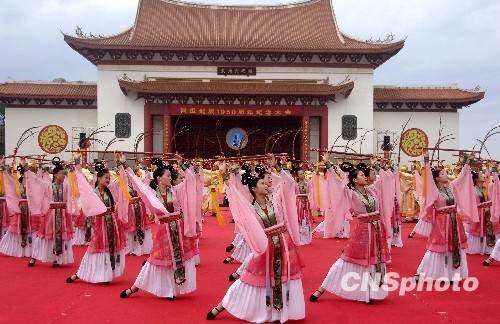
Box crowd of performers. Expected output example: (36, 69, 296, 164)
(0, 148, 499, 323)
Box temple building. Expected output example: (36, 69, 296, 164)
(0, 0, 485, 164)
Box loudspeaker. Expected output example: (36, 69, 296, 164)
(383, 136, 391, 150)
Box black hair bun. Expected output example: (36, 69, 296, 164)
(340, 161, 354, 173)
(356, 163, 368, 172)
(151, 157, 163, 168)
(241, 171, 255, 185)
(52, 157, 62, 168)
(94, 162, 106, 172)
(241, 164, 250, 172)
(254, 165, 265, 176)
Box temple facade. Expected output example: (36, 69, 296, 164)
(0, 0, 484, 164)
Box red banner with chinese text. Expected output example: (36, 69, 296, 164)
(169, 104, 303, 117)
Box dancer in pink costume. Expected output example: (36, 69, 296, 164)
(295, 169, 313, 245)
(206, 155, 305, 322)
(66, 155, 127, 284)
(27, 158, 77, 268)
(482, 166, 500, 266)
(0, 158, 36, 258)
(413, 151, 478, 282)
(310, 154, 391, 304)
(119, 154, 199, 300)
(466, 169, 500, 255)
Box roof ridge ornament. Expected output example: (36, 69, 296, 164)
(75, 25, 104, 39)
(366, 32, 396, 44)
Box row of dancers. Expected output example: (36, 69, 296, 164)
(1, 151, 499, 322)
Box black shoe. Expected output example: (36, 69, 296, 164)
(52, 262, 60, 268)
(28, 259, 35, 267)
(225, 244, 235, 253)
(367, 299, 375, 305)
(120, 287, 139, 298)
(483, 258, 493, 266)
(206, 306, 224, 320)
(309, 289, 323, 302)
(229, 219, 235, 223)
(120, 288, 131, 298)
(408, 233, 414, 238)
(66, 275, 78, 283)
(223, 257, 234, 264)
(229, 272, 239, 282)
(102, 281, 110, 284)
(166, 296, 175, 301)
(142, 260, 147, 266)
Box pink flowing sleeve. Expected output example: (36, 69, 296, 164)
(323, 167, 350, 238)
(414, 171, 422, 202)
(74, 168, 108, 217)
(3, 172, 21, 215)
(63, 176, 78, 215)
(171, 167, 198, 237)
(125, 168, 168, 217)
(232, 173, 253, 203)
(377, 169, 396, 238)
(111, 166, 130, 223)
(25, 171, 51, 217)
(490, 173, 500, 223)
(195, 168, 204, 223)
(450, 164, 478, 222)
(225, 180, 268, 256)
(421, 162, 440, 219)
(394, 168, 402, 206)
(274, 170, 301, 246)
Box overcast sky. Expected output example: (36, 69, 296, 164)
(1, 0, 499, 158)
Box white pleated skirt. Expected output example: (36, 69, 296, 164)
(221, 278, 305, 323)
(490, 238, 500, 260)
(390, 225, 404, 248)
(32, 237, 74, 264)
(465, 233, 500, 255)
(299, 220, 312, 245)
(71, 228, 88, 246)
(76, 250, 126, 283)
(417, 250, 468, 281)
(0, 232, 33, 257)
(134, 258, 197, 298)
(335, 220, 351, 239)
(312, 221, 325, 233)
(322, 258, 388, 303)
(232, 238, 252, 263)
(125, 230, 153, 256)
(413, 219, 432, 237)
(231, 233, 244, 246)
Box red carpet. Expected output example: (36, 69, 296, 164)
(1, 210, 499, 323)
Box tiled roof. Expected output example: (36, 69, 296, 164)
(0, 82, 97, 99)
(374, 86, 484, 103)
(118, 78, 354, 96)
(64, 0, 404, 53)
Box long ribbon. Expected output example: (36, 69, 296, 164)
(0, 171, 4, 195)
(116, 171, 132, 202)
(210, 188, 225, 226)
(68, 169, 78, 198)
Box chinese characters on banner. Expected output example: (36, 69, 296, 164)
(169, 105, 303, 117)
(217, 67, 257, 76)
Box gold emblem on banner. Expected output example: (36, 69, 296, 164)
(38, 125, 68, 154)
(400, 128, 428, 157)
